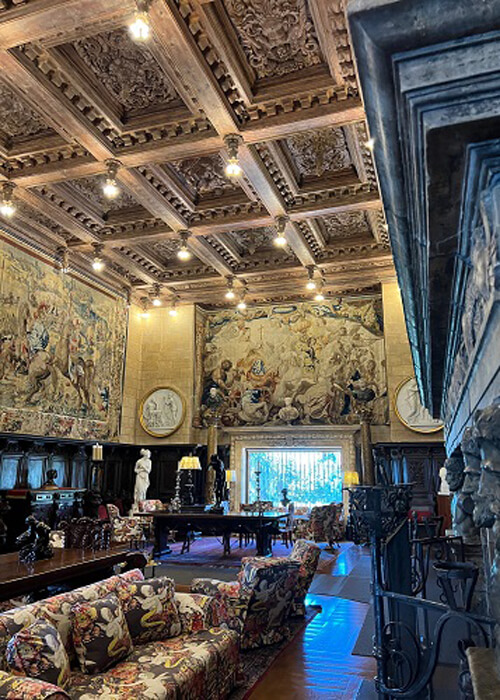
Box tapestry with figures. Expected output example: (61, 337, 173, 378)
(0, 237, 127, 440)
(199, 298, 388, 427)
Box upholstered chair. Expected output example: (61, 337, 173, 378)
(106, 504, 145, 545)
(191, 557, 300, 650)
(288, 539, 321, 616)
(295, 503, 343, 548)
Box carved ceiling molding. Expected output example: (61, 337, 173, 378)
(223, 0, 323, 80)
(0, 79, 51, 140)
(0, 144, 91, 177)
(170, 154, 238, 198)
(285, 125, 351, 178)
(326, 0, 357, 94)
(65, 175, 139, 213)
(72, 29, 180, 112)
(321, 211, 370, 242)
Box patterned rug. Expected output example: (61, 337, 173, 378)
(161, 536, 343, 570)
(229, 606, 320, 700)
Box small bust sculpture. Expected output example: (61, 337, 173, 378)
(280, 488, 291, 508)
(278, 397, 299, 424)
(41, 468, 58, 490)
(438, 466, 450, 495)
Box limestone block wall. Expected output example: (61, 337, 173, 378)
(382, 281, 443, 444)
(120, 304, 200, 445)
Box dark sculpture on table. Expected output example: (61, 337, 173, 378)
(41, 469, 58, 490)
(280, 488, 291, 508)
(211, 454, 227, 507)
(16, 516, 54, 564)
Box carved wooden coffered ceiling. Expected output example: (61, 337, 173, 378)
(0, 0, 393, 307)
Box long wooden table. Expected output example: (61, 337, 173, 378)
(0, 546, 135, 601)
(143, 511, 286, 557)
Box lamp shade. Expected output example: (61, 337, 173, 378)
(178, 455, 201, 470)
(225, 469, 236, 483)
(343, 470, 360, 486)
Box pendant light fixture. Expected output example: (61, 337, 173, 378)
(177, 230, 192, 261)
(0, 182, 16, 219)
(129, 0, 151, 42)
(102, 159, 121, 200)
(273, 215, 288, 247)
(169, 296, 179, 317)
(91, 243, 105, 272)
(150, 283, 162, 306)
(225, 276, 236, 300)
(305, 265, 317, 290)
(224, 134, 243, 177)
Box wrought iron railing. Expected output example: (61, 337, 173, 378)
(348, 485, 495, 699)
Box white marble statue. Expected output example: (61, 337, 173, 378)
(130, 449, 152, 514)
(438, 466, 450, 495)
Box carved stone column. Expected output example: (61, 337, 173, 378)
(204, 419, 218, 504)
(475, 402, 500, 675)
(359, 411, 375, 485)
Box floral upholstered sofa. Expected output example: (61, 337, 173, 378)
(192, 557, 300, 650)
(0, 569, 239, 699)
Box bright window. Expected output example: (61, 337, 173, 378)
(246, 449, 343, 507)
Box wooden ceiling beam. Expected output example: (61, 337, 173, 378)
(186, 236, 235, 278)
(0, 0, 134, 50)
(117, 168, 187, 229)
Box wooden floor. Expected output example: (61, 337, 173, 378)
(248, 545, 376, 700)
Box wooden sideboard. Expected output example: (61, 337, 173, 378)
(0, 488, 86, 551)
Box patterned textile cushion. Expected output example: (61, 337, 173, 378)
(6, 619, 71, 689)
(0, 670, 70, 699)
(174, 592, 219, 634)
(0, 569, 144, 672)
(67, 628, 239, 700)
(71, 594, 133, 675)
(117, 577, 181, 644)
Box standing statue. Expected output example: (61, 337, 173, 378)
(130, 449, 152, 515)
(205, 454, 217, 505)
(446, 453, 479, 544)
(211, 455, 226, 507)
(438, 466, 450, 495)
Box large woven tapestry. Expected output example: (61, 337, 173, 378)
(198, 298, 388, 427)
(0, 237, 127, 440)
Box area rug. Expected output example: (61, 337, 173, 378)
(229, 606, 320, 700)
(161, 536, 343, 570)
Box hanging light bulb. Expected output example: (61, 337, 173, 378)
(305, 265, 317, 291)
(224, 134, 243, 178)
(56, 246, 70, 274)
(91, 243, 105, 272)
(0, 182, 16, 218)
(177, 230, 192, 261)
(314, 279, 325, 302)
(237, 290, 247, 310)
(150, 283, 162, 306)
(102, 159, 120, 199)
(225, 276, 236, 300)
(129, 0, 151, 41)
(273, 215, 288, 247)
(169, 297, 179, 317)
(364, 137, 375, 151)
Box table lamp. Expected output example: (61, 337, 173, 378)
(343, 471, 360, 487)
(225, 469, 236, 512)
(178, 455, 201, 506)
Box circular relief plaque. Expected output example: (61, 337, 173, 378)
(139, 387, 185, 437)
(394, 377, 444, 434)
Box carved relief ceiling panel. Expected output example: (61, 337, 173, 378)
(72, 29, 181, 113)
(0, 80, 52, 142)
(167, 154, 242, 201)
(321, 212, 371, 243)
(0, 0, 392, 307)
(285, 127, 352, 178)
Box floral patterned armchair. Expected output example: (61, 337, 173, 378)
(106, 504, 145, 546)
(288, 539, 321, 616)
(191, 557, 300, 650)
(295, 503, 343, 548)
